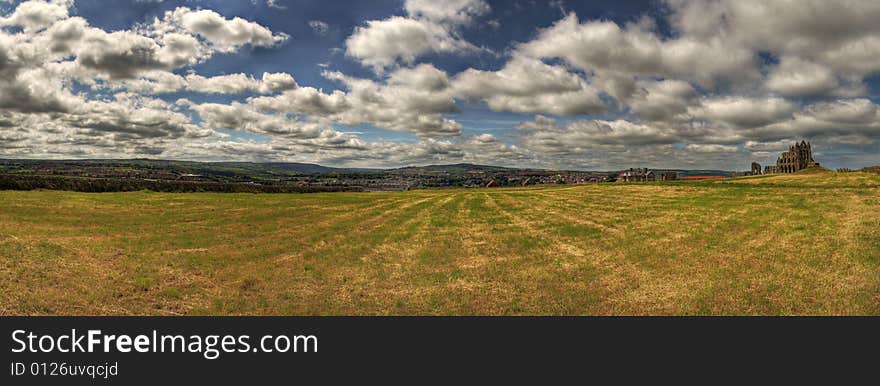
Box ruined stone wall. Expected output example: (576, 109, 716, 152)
(751, 162, 762, 175)
(774, 141, 815, 173)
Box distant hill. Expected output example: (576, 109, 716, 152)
(212, 162, 380, 175)
(386, 164, 740, 177)
(1, 159, 740, 177)
(387, 163, 514, 174)
(0, 159, 380, 176)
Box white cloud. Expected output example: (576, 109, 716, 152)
(75, 30, 168, 78)
(185, 72, 297, 94)
(322, 67, 461, 137)
(802, 99, 878, 125)
(667, 0, 880, 87)
(738, 99, 880, 145)
(627, 79, 697, 121)
(0, 3, 303, 160)
(345, 0, 488, 73)
(517, 115, 683, 149)
(511, 115, 753, 170)
(248, 66, 461, 138)
(148, 7, 288, 53)
(765, 57, 840, 97)
(192, 102, 354, 143)
(345, 16, 478, 73)
(452, 56, 607, 115)
(404, 0, 489, 25)
(388, 63, 450, 90)
(266, 0, 285, 10)
(517, 13, 759, 90)
(0, 0, 70, 33)
(68, 95, 207, 140)
(0, 66, 81, 113)
(308, 20, 328, 35)
(684, 143, 738, 153)
(250, 85, 350, 116)
(2, 1, 880, 169)
(691, 97, 798, 128)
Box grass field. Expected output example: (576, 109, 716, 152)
(1, 170, 879, 315)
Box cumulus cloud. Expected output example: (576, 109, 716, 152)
(0, 1, 297, 159)
(2, 0, 880, 169)
(149, 7, 288, 53)
(192, 102, 360, 147)
(69, 96, 205, 140)
(266, 0, 286, 10)
(185, 72, 297, 94)
(765, 57, 840, 97)
(513, 116, 750, 170)
(517, 13, 760, 90)
(313, 133, 529, 169)
(0, 21, 82, 113)
(518, 116, 683, 149)
(667, 0, 880, 88)
(452, 56, 607, 115)
(75, 30, 170, 78)
(249, 85, 350, 116)
(248, 65, 461, 137)
(308, 20, 328, 35)
(0, 67, 80, 113)
(627, 79, 697, 121)
(322, 67, 461, 136)
(691, 97, 798, 128)
(684, 143, 739, 153)
(404, 0, 489, 25)
(345, 0, 488, 73)
(345, 16, 478, 73)
(0, 0, 70, 33)
(803, 99, 878, 125)
(388, 63, 450, 90)
(751, 99, 880, 142)
(0, 2, 287, 82)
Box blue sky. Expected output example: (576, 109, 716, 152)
(1, 0, 878, 170)
(61, 0, 647, 141)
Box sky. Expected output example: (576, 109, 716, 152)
(0, 0, 879, 171)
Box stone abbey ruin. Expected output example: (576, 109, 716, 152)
(751, 141, 820, 175)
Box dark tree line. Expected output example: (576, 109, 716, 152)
(0, 174, 364, 193)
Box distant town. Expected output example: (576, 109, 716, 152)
(0, 159, 733, 193)
(0, 141, 876, 193)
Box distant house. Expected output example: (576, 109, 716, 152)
(619, 168, 655, 182)
(660, 171, 678, 181)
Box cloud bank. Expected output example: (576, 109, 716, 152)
(0, 0, 879, 170)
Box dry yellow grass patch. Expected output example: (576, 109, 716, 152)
(1, 171, 878, 315)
